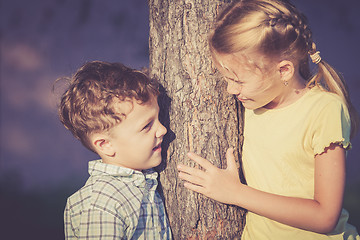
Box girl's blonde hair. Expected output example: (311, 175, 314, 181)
(209, 0, 358, 138)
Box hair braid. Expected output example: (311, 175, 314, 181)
(210, 0, 358, 137)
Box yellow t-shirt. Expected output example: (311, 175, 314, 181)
(241, 86, 359, 240)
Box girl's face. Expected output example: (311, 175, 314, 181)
(215, 53, 285, 110)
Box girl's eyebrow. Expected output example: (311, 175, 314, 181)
(225, 75, 242, 83)
(221, 64, 241, 82)
(229, 68, 242, 81)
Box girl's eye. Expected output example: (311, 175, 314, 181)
(227, 78, 243, 85)
(226, 77, 242, 84)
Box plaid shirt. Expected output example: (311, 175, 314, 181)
(64, 160, 172, 239)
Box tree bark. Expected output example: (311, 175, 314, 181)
(149, 0, 246, 239)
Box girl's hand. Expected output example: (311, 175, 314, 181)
(177, 148, 243, 205)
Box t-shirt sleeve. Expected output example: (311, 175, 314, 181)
(311, 99, 351, 156)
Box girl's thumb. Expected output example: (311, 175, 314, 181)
(226, 147, 237, 170)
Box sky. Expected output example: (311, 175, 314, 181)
(1, 0, 359, 239)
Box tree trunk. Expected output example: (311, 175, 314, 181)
(149, 0, 246, 239)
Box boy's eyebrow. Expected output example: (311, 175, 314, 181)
(137, 102, 160, 128)
(139, 116, 154, 128)
(138, 109, 158, 129)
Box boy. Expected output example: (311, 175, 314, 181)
(59, 61, 172, 239)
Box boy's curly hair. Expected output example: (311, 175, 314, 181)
(58, 61, 159, 151)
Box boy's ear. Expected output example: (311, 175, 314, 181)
(278, 60, 295, 83)
(90, 134, 115, 157)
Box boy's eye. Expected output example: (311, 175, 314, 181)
(142, 121, 153, 132)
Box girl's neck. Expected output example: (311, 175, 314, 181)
(265, 75, 308, 109)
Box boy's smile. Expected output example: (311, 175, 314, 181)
(152, 142, 162, 152)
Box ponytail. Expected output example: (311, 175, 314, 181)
(210, 0, 358, 138)
(307, 43, 359, 138)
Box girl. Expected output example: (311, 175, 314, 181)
(177, 0, 360, 239)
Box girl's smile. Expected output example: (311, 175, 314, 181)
(237, 96, 249, 102)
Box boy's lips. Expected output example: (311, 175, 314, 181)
(152, 142, 162, 151)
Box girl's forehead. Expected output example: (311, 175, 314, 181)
(216, 53, 256, 73)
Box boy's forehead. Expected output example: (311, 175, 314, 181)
(114, 96, 158, 115)
(113, 99, 134, 116)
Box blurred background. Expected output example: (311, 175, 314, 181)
(0, 0, 359, 239)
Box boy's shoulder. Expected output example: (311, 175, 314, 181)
(66, 174, 144, 218)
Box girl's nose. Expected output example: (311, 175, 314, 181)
(227, 81, 241, 95)
(156, 122, 167, 138)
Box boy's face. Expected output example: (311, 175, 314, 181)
(105, 97, 167, 171)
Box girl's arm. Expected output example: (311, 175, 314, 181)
(177, 144, 345, 234)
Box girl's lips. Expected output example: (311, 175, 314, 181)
(237, 96, 249, 102)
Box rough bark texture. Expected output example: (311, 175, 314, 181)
(149, 0, 246, 239)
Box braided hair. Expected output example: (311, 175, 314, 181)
(210, 0, 358, 138)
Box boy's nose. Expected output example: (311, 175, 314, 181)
(226, 81, 241, 95)
(156, 122, 167, 138)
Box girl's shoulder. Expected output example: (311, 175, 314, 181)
(306, 86, 344, 104)
(246, 86, 348, 122)
(299, 86, 347, 115)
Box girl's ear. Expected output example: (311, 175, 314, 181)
(278, 60, 295, 83)
(91, 134, 115, 157)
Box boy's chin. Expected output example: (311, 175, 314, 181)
(150, 156, 162, 168)
(134, 156, 162, 171)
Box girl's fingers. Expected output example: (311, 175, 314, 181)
(183, 181, 206, 195)
(226, 147, 237, 170)
(177, 164, 207, 179)
(178, 171, 204, 187)
(187, 152, 215, 171)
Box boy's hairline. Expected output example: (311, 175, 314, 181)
(58, 60, 161, 153)
(85, 94, 159, 155)
(88, 94, 159, 136)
